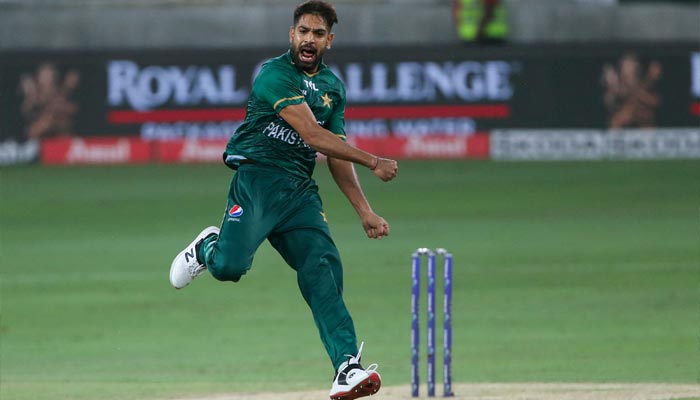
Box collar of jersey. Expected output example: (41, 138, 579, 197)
(285, 50, 327, 77)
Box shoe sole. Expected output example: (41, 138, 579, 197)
(330, 371, 381, 400)
(169, 226, 219, 289)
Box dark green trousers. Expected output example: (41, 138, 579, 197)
(200, 163, 357, 369)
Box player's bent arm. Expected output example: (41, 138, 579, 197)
(279, 103, 399, 181)
(279, 103, 376, 168)
(327, 156, 390, 239)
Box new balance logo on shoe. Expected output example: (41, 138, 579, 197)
(184, 248, 195, 263)
(169, 226, 219, 289)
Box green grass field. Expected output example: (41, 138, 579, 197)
(1, 160, 698, 400)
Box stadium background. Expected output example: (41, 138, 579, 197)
(1, 1, 699, 400)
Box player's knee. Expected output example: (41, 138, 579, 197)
(208, 253, 251, 282)
(297, 250, 343, 286)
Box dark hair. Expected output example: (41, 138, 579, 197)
(293, 1, 338, 30)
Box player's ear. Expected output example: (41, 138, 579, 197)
(289, 26, 294, 43)
(327, 32, 335, 49)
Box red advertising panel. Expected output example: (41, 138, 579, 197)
(41, 137, 151, 165)
(154, 139, 228, 163)
(350, 134, 490, 159)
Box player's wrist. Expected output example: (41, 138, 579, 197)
(369, 156, 379, 170)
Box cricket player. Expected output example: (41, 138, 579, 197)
(169, 1, 398, 399)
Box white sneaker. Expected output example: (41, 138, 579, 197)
(169, 226, 219, 289)
(329, 342, 381, 400)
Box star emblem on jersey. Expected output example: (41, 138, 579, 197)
(321, 93, 333, 108)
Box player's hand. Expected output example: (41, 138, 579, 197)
(361, 212, 390, 240)
(372, 157, 398, 182)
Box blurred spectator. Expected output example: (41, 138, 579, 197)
(19, 63, 80, 138)
(453, 0, 508, 44)
(601, 53, 662, 129)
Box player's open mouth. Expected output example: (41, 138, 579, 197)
(299, 47, 316, 63)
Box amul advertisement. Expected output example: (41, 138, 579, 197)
(0, 43, 698, 164)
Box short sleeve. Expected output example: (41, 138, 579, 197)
(326, 88, 346, 141)
(253, 64, 306, 113)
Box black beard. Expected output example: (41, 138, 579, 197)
(290, 45, 321, 72)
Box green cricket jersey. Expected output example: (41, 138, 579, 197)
(224, 51, 347, 178)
